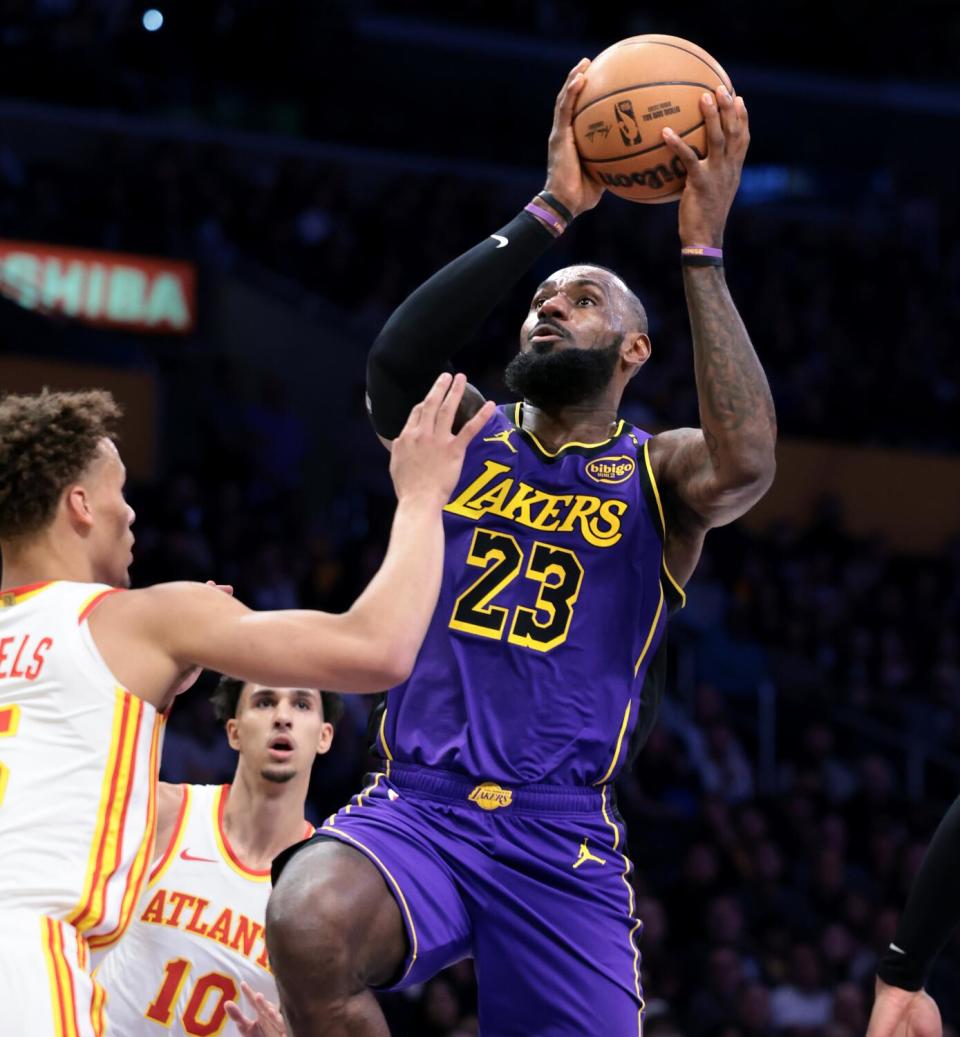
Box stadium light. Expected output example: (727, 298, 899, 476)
(142, 8, 163, 31)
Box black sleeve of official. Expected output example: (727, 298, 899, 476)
(366, 209, 557, 439)
(877, 793, 960, 990)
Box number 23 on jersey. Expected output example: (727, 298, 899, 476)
(449, 528, 584, 653)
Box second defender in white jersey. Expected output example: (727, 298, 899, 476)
(97, 678, 339, 1035)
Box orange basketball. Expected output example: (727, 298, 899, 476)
(573, 35, 733, 204)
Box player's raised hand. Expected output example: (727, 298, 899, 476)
(866, 979, 942, 1037)
(543, 58, 605, 218)
(389, 373, 496, 506)
(224, 980, 288, 1037)
(661, 84, 749, 248)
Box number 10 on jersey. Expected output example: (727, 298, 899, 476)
(146, 958, 238, 1035)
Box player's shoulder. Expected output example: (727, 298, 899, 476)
(95, 581, 236, 633)
(645, 426, 702, 469)
(25, 579, 115, 614)
(156, 782, 222, 831)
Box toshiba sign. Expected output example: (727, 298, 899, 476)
(0, 240, 196, 334)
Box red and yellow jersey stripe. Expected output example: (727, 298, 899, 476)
(212, 785, 313, 883)
(37, 916, 107, 1037)
(0, 580, 56, 609)
(87, 709, 164, 951)
(67, 689, 164, 947)
(76, 588, 124, 625)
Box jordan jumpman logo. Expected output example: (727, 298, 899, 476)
(572, 839, 606, 870)
(482, 429, 518, 454)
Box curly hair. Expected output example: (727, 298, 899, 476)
(211, 674, 344, 728)
(0, 389, 123, 542)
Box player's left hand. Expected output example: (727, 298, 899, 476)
(661, 84, 749, 248)
(866, 978, 942, 1037)
(167, 581, 234, 698)
(224, 980, 288, 1037)
(543, 57, 606, 219)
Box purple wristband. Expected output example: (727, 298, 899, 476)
(681, 244, 724, 267)
(524, 202, 566, 237)
(681, 245, 723, 258)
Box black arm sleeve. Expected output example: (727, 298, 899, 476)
(366, 209, 556, 438)
(877, 793, 960, 990)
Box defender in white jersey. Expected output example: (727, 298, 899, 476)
(97, 677, 339, 1036)
(0, 579, 164, 1036)
(0, 380, 493, 1036)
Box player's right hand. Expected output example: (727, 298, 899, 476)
(661, 84, 749, 248)
(866, 978, 942, 1037)
(543, 58, 605, 219)
(224, 980, 287, 1037)
(389, 373, 495, 507)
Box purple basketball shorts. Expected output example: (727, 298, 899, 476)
(296, 762, 646, 1036)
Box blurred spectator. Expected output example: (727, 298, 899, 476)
(769, 944, 833, 1031)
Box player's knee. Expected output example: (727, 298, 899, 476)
(268, 872, 353, 985)
(266, 840, 389, 996)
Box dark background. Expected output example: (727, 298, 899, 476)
(2, 2, 959, 1034)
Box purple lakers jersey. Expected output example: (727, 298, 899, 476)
(376, 403, 686, 786)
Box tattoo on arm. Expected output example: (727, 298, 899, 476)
(683, 266, 777, 474)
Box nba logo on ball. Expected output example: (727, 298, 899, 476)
(573, 34, 733, 204)
(615, 101, 643, 146)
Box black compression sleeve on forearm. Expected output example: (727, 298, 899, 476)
(366, 209, 556, 438)
(877, 793, 960, 990)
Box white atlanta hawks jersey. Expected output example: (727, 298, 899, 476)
(0, 579, 165, 1036)
(97, 783, 313, 1036)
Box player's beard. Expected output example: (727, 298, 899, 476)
(260, 766, 296, 784)
(504, 335, 622, 411)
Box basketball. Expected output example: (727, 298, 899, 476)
(573, 35, 733, 204)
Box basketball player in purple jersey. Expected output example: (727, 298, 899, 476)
(267, 60, 776, 1036)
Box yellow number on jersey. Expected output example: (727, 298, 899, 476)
(450, 529, 584, 652)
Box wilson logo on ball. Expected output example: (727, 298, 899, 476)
(594, 149, 703, 192)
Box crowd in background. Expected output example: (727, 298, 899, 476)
(2, 3, 960, 1032)
(1, 134, 958, 452)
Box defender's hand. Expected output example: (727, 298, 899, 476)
(389, 373, 496, 506)
(543, 58, 605, 219)
(225, 981, 288, 1037)
(866, 978, 942, 1037)
(661, 85, 749, 248)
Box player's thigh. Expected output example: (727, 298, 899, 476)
(268, 813, 471, 996)
(0, 914, 105, 1037)
(474, 895, 643, 1036)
